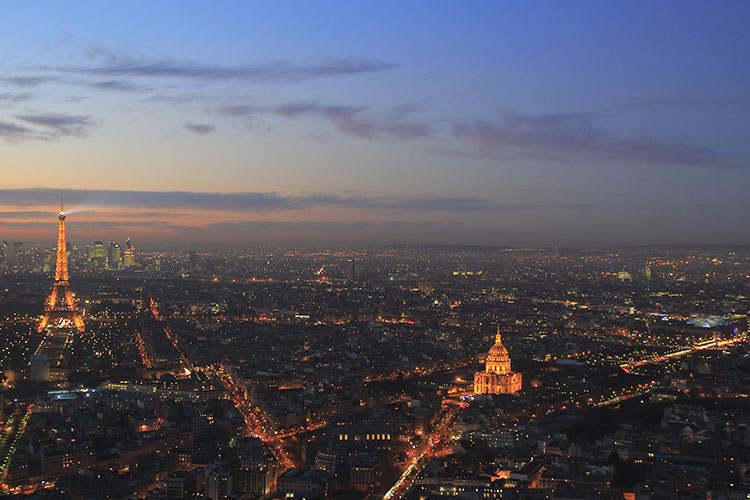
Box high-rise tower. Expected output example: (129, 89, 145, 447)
(346, 259, 355, 282)
(123, 237, 135, 267)
(37, 202, 84, 332)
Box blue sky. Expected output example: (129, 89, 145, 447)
(1, 1, 749, 249)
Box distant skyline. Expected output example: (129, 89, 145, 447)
(2, 1, 750, 249)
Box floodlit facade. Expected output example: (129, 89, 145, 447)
(474, 328, 522, 395)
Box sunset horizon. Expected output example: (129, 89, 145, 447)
(3, 2, 749, 249)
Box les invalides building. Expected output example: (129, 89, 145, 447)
(474, 327, 522, 395)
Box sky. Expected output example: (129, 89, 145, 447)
(1, 1, 749, 249)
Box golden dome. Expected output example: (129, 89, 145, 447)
(487, 343, 510, 362)
(487, 331, 509, 359)
(485, 329, 512, 374)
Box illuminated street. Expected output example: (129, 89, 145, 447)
(0, 404, 33, 493)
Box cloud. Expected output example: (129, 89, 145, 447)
(384, 197, 598, 212)
(14, 113, 95, 138)
(0, 188, 592, 214)
(215, 104, 260, 118)
(299, 132, 331, 143)
(386, 197, 505, 211)
(451, 110, 726, 168)
(85, 79, 149, 92)
(1, 76, 58, 88)
(219, 101, 434, 142)
(1, 189, 736, 249)
(0, 217, 473, 249)
(146, 93, 206, 106)
(0, 219, 190, 231)
(0, 121, 33, 141)
(390, 102, 423, 118)
(0, 211, 68, 219)
(0, 210, 104, 219)
(612, 94, 736, 110)
(0, 92, 34, 103)
(3, 47, 410, 142)
(59, 46, 398, 83)
(271, 102, 435, 141)
(0, 113, 95, 143)
(184, 122, 215, 135)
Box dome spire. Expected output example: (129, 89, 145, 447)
(495, 324, 502, 345)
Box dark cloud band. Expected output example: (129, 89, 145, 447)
(0, 188, 590, 214)
(451, 110, 727, 168)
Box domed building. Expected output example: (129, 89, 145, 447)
(474, 327, 522, 395)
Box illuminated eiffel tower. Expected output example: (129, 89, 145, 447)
(38, 201, 84, 332)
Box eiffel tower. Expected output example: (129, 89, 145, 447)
(38, 202, 84, 332)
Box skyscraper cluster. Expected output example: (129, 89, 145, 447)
(85, 239, 135, 271)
